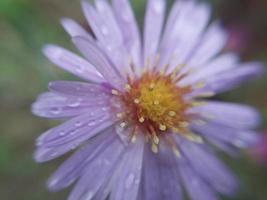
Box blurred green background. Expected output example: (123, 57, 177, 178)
(0, 0, 267, 199)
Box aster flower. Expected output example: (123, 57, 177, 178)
(32, 0, 264, 199)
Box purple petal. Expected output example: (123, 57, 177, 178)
(110, 136, 144, 200)
(67, 135, 124, 200)
(180, 53, 239, 86)
(48, 81, 110, 97)
(141, 145, 163, 200)
(158, 142, 183, 200)
(81, 0, 130, 73)
(178, 157, 218, 200)
(34, 108, 115, 162)
(192, 122, 260, 149)
(143, 0, 166, 67)
(32, 91, 109, 119)
(60, 18, 93, 40)
(178, 140, 238, 195)
(163, 1, 211, 71)
(47, 128, 115, 191)
(203, 62, 265, 93)
(112, 0, 142, 68)
(43, 45, 104, 83)
(187, 22, 227, 67)
(72, 36, 125, 90)
(190, 101, 261, 129)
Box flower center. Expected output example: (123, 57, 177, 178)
(120, 71, 191, 136)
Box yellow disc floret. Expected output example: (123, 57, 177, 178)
(120, 71, 191, 136)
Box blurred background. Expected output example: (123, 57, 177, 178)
(0, 0, 267, 199)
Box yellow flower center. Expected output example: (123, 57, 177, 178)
(120, 71, 191, 136)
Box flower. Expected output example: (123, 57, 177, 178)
(32, 0, 264, 199)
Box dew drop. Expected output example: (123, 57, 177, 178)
(125, 173, 135, 189)
(59, 131, 66, 136)
(50, 107, 61, 115)
(76, 65, 85, 74)
(36, 140, 43, 147)
(75, 121, 82, 127)
(68, 100, 81, 108)
(70, 130, 77, 135)
(101, 26, 109, 35)
(88, 121, 96, 126)
(152, 1, 164, 14)
(84, 191, 94, 200)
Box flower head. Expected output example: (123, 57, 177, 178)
(32, 0, 264, 199)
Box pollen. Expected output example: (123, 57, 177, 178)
(120, 71, 192, 139)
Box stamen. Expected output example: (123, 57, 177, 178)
(152, 134, 160, 145)
(153, 100, 159, 105)
(196, 91, 215, 98)
(194, 82, 205, 89)
(151, 142, 158, 153)
(149, 83, 155, 90)
(134, 99, 140, 104)
(116, 112, 123, 118)
(168, 111, 176, 117)
(184, 132, 204, 143)
(159, 124, 167, 131)
(111, 89, 119, 95)
(191, 101, 206, 107)
(139, 117, 145, 123)
(125, 84, 131, 91)
(172, 147, 181, 158)
(179, 121, 189, 128)
(120, 122, 127, 128)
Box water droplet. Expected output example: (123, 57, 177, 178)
(59, 131, 66, 136)
(103, 159, 111, 165)
(88, 121, 96, 126)
(101, 26, 109, 35)
(152, 1, 164, 14)
(75, 121, 82, 127)
(122, 12, 131, 22)
(106, 45, 112, 51)
(76, 65, 85, 74)
(68, 100, 80, 108)
(84, 191, 94, 200)
(134, 178, 140, 185)
(50, 107, 61, 115)
(36, 140, 43, 146)
(125, 173, 135, 189)
(102, 107, 108, 111)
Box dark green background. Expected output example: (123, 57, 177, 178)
(0, 0, 267, 199)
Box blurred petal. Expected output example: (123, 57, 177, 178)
(81, 0, 129, 73)
(160, 1, 210, 71)
(180, 53, 239, 86)
(67, 135, 124, 200)
(144, 0, 166, 67)
(158, 141, 183, 200)
(48, 81, 110, 97)
(178, 157, 218, 200)
(34, 108, 114, 162)
(110, 137, 144, 200)
(60, 18, 93, 40)
(187, 22, 227, 67)
(193, 122, 259, 149)
(191, 101, 261, 129)
(43, 45, 104, 83)
(141, 145, 163, 200)
(112, 0, 142, 68)
(72, 36, 125, 89)
(203, 62, 265, 93)
(179, 140, 238, 195)
(47, 128, 115, 191)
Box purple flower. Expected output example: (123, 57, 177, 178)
(32, 0, 264, 199)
